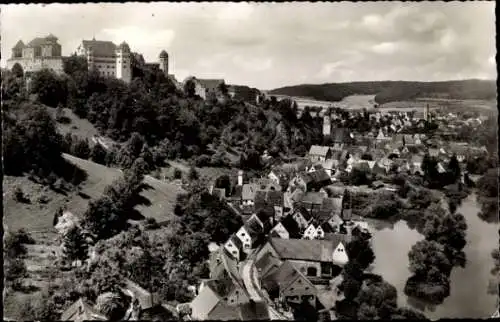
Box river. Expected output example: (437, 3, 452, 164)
(370, 192, 498, 319)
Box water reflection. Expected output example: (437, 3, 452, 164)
(370, 193, 498, 319)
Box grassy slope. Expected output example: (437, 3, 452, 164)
(3, 154, 185, 239)
(45, 107, 100, 141)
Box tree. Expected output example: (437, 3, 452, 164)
(188, 167, 199, 181)
(12, 62, 24, 78)
(62, 225, 89, 263)
(173, 168, 183, 180)
(30, 68, 68, 107)
(447, 154, 461, 183)
(94, 292, 127, 320)
(72, 138, 91, 159)
(214, 174, 231, 195)
(90, 143, 107, 165)
(346, 237, 375, 270)
(5, 258, 28, 290)
(408, 240, 452, 278)
(184, 79, 196, 97)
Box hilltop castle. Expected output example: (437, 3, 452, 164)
(7, 34, 65, 74)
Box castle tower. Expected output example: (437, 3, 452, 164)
(159, 50, 169, 75)
(116, 41, 132, 83)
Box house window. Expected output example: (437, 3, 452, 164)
(305, 287, 309, 291)
(307, 267, 317, 277)
(232, 251, 237, 255)
(290, 288, 294, 291)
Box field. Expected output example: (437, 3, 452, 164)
(337, 94, 376, 110)
(378, 98, 497, 116)
(4, 153, 185, 239)
(45, 107, 100, 141)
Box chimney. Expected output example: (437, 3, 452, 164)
(238, 170, 244, 186)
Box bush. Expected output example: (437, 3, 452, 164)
(173, 168, 183, 180)
(144, 218, 160, 230)
(195, 154, 211, 167)
(13, 186, 26, 202)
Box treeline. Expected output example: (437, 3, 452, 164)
(269, 79, 496, 104)
(11, 55, 326, 168)
(2, 103, 87, 185)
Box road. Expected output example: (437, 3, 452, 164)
(240, 254, 289, 320)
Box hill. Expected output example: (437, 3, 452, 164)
(3, 153, 185, 242)
(268, 79, 497, 104)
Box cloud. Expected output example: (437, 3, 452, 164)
(371, 42, 398, 55)
(232, 55, 273, 72)
(1, 2, 496, 89)
(216, 3, 255, 21)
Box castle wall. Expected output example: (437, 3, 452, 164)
(7, 57, 64, 74)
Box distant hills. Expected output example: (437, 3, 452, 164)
(268, 79, 497, 104)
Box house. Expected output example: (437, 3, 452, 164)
(331, 128, 353, 145)
(300, 191, 328, 214)
(211, 187, 226, 201)
(308, 145, 332, 162)
(224, 234, 244, 261)
(254, 190, 284, 223)
(236, 220, 263, 253)
(190, 281, 259, 321)
(242, 184, 259, 206)
(61, 298, 108, 321)
(261, 261, 317, 310)
(292, 206, 313, 230)
(303, 222, 319, 240)
(428, 148, 440, 158)
(256, 237, 351, 280)
(184, 77, 226, 100)
(411, 155, 424, 175)
(268, 168, 290, 189)
(209, 247, 241, 281)
(403, 134, 416, 146)
(320, 196, 343, 217)
(437, 162, 447, 174)
(392, 134, 405, 147)
(299, 169, 332, 192)
(371, 180, 384, 189)
(331, 142, 344, 151)
(198, 278, 249, 307)
(270, 215, 302, 239)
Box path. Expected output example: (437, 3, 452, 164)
(240, 253, 289, 320)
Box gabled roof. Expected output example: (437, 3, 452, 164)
(279, 215, 302, 238)
(81, 39, 117, 56)
(122, 278, 154, 310)
(332, 128, 352, 143)
(263, 260, 312, 294)
(228, 234, 243, 250)
(238, 301, 270, 320)
(304, 169, 331, 184)
(309, 145, 331, 157)
(268, 237, 349, 262)
(242, 184, 259, 200)
(60, 298, 108, 321)
(411, 155, 423, 164)
(190, 285, 222, 320)
(204, 278, 239, 299)
(295, 206, 313, 221)
(301, 192, 325, 206)
(195, 79, 225, 91)
(256, 252, 282, 278)
(13, 40, 25, 49)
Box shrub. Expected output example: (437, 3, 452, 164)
(173, 168, 183, 180)
(144, 218, 160, 230)
(13, 186, 26, 202)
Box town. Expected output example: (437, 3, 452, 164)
(2, 2, 498, 322)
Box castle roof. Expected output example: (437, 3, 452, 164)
(13, 40, 25, 49)
(81, 39, 117, 56)
(159, 50, 169, 58)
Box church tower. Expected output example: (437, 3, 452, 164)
(116, 41, 132, 83)
(159, 50, 169, 76)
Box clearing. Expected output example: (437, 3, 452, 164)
(3, 153, 185, 241)
(44, 107, 100, 142)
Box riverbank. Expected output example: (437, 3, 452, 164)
(370, 192, 498, 319)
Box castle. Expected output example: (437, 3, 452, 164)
(7, 34, 65, 74)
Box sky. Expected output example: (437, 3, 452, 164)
(1, 2, 496, 90)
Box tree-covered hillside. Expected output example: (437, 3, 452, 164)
(269, 79, 497, 104)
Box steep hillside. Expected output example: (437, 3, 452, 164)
(269, 79, 496, 104)
(3, 153, 185, 240)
